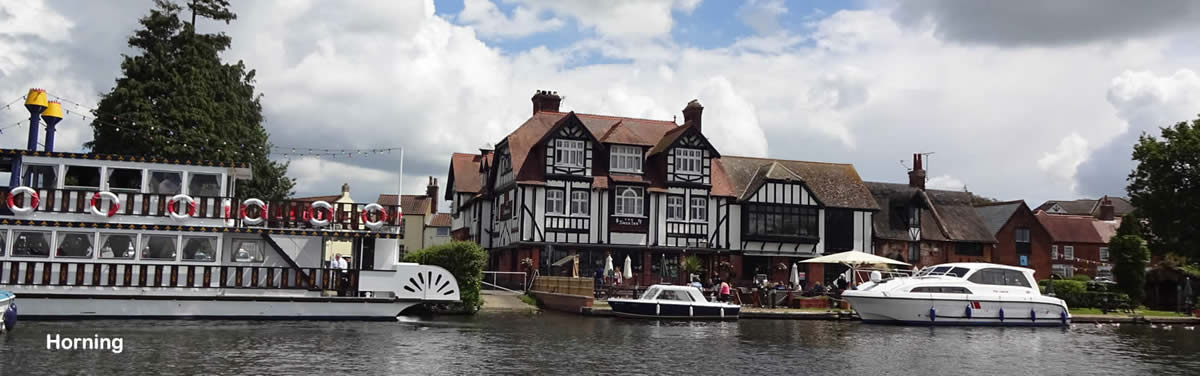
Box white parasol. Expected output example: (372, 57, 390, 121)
(790, 262, 800, 290)
(604, 254, 614, 277)
(799, 250, 911, 266)
(623, 256, 634, 279)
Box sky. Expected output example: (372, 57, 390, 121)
(3, 0, 1200, 211)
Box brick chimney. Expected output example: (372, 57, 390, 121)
(426, 176, 439, 214)
(341, 183, 350, 194)
(683, 99, 703, 132)
(908, 153, 926, 190)
(1098, 197, 1115, 220)
(532, 90, 561, 115)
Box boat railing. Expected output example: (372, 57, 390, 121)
(0, 259, 360, 293)
(0, 187, 404, 232)
(482, 271, 528, 293)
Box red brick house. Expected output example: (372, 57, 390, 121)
(975, 200, 1053, 280)
(1034, 211, 1111, 279)
(867, 154, 997, 270)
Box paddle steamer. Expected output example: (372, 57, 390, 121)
(0, 89, 459, 319)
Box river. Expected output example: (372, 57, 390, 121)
(3, 312, 1199, 375)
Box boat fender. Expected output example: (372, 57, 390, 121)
(720, 307, 725, 318)
(6, 186, 38, 215)
(965, 305, 972, 319)
(1031, 309, 1036, 322)
(241, 198, 267, 225)
(360, 203, 390, 230)
(689, 305, 694, 317)
(656, 304, 661, 316)
(308, 201, 333, 228)
(167, 194, 197, 219)
(1060, 311, 1068, 324)
(89, 191, 121, 217)
(999, 308, 1005, 322)
(929, 307, 936, 322)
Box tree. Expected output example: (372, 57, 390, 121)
(84, 0, 293, 201)
(1109, 234, 1150, 303)
(1116, 212, 1143, 238)
(1127, 117, 1200, 259)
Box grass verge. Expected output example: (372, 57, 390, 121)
(1070, 307, 1192, 317)
(519, 294, 538, 307)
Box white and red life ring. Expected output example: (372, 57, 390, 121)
(360, 203, 391, 230)
(6, 186, 38, 215)
(308, 200, 334, 228)
(241, 198, 267, 225)
(89, 191, 121, 217)
(167, 194, 197, 219)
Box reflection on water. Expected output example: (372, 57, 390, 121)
(2, 312, 1199, 375)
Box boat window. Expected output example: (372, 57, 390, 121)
(640, 287, 661, 300)
(107, 168, 142, 192)
(99, 233, 136, 259)
(0, 230, 6, 256)
(948, 267, 970, 278)
(231, 239, 266, 263)
(23, 164, 57, 189)
(656, 290, 694, 302)
(149, 171, 182, 195)
(56, 232, 95, 258)
(64, 165, 101, 189)
(931, 266, 951, 275)
(968, 268, 1032, 288)
(188, 173, 221, 197)
(910, 286, 972, 294)
(12, 231, 51, 257)
(141, 235, 178, 260)
(181, 236, 217, 262)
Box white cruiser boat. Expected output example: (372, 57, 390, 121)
(842, 263, 1070, 326)
(0, 90, 459, 319)
(608, 284, 740, 320)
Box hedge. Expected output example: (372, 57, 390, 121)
(403, 241, 487, 314)
(1039, 279, 1132, 309)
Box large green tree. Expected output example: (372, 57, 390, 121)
(1127, 117, 1200, 259)
(1109, 234, 1150, 302)
(85, 0, 293, 201)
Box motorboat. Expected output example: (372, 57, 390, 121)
(842, 263, 1070, 326)
(1, 291, 15, 332)
(607, 284, 740, 320)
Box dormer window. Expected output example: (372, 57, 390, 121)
(675, 148, 702, 175)
(907, 206, 920, 228)
(610, 145, 642, 173)
(554, 139, 584, 167)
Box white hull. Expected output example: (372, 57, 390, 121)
(844, 294, 1070, 326)
(16, 294, 419, 320)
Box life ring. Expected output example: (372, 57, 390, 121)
(360, 203, 389, 230)
(167, 194, 197, 219)
(6, 186, 38, 215)
(89, 191, 121, 217)
(241, 198, 267, 225)
(308, 201, 333, 227)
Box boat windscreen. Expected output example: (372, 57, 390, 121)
(948, 267, 970, 278)
(640, 287, 661, 300)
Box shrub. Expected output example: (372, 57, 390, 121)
(1039, 279, 1087, 296)
(1110, 235, 1150, 302)
(1069, 274, 1092, 282)
(403, 241, 487, 314)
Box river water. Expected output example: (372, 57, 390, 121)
(2, 312, 1199, 375)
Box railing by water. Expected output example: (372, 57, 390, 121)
(482, 271, 528, 293)
(0, 259, 359, 292)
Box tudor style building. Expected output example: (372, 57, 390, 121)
(446, 90, 877, 288)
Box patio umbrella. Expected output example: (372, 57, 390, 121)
(790, 262, 801, 290)
(605, 254, 614, 277)
(623, 255, 633, 279)
(572, 255, 579, 278)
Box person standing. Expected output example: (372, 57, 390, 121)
(719, 280, 732, 303)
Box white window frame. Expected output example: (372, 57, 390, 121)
(1052, 264, 1073, 278)
(614, 186, 644, 217)
(1099, 247, 1109, 262)
(570, 190, 589, 216)
(99, 232, 137, 260)
(180, 235, 219, 262)
(63, 165, 102, 190)
(554, 139, 585, 167)
(675, 148, 702, 175)
(690, 197, 707, 221)
(666, 196, 685, 221)
(546, 189, 565, 215)
(231, 238, 267, 263)
(1051, 245, 1058, 260)
(1064, 245, 1074, 261)
(609, 145, 642, 173)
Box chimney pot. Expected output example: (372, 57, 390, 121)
(1098, 197, 1115, 220)
(426, 176, 439, 214)
(532, 90, 562, 115)
(908, 153, 926, 190)
(682, 99, 704, 132)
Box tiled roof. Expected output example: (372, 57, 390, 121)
(722, 156, 878, 210)
(376, 194, 431, 216)
(448, 152, 484, 195)
(973, 200, 1025, 235)
(866, 182, 995, 243)
(1035, 196, 1135, 217)
(428, 213, 451, 227)
(1035, 212, 1104, 244)
(505, 111, 678, 182)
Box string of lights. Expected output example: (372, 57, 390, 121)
(5, 91, 401, 161)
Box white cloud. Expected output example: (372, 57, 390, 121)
(499, 0, 700, 41)
(457, 0, 564, 39)
(738, 0, 789, 35)
(926, 174, 964, 191)
(1037, 133, 1090, 193)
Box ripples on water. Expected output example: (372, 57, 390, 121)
(3, 313, 1199, 375)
